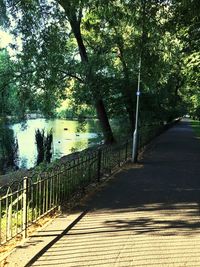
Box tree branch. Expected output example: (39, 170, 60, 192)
(58, 69, 85, 83)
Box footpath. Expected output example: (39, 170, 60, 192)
(3, 119, 200, 267)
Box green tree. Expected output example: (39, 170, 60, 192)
(2, 0, 115, 143)
(1, 0, 198, 138)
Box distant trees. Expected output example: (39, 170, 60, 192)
(0, 49, 19, 117)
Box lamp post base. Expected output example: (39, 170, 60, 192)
(132, 130, 138, 163)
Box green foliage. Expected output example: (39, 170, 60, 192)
(0, 0, 199, 137)
(35, 128, 53, 165)
(0, 1, 9, 27)
(57, 104, 96, 120)
(0, 121, 18, 174)
(0, 48, 21, 117)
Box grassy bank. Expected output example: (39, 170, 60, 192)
(190, 120, 200, 137)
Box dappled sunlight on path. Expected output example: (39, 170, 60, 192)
(31, 204, 200, 266)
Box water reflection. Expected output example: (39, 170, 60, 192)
(10, 119, 101, 169)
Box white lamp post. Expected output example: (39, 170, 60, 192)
(132, 57, 142, 162)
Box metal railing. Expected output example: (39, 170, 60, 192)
(0, 122, 168, 245)
(0, 139, 133, 245)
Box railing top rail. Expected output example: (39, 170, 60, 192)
(0, 139, 132, 196)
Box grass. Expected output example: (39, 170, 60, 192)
(190, 120, 200, 137)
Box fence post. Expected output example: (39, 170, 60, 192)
(97, 149, 102, 182)
(118, 147, 121, 167)
(23, 177, 28, 239)
(125, 140, 128, 161)
(7, 189, 12, 240)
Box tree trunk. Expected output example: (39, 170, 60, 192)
(95, 99, 115, 144)
(58, 1, 115, 144)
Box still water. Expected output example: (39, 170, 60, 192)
(10, 119, 102, 169)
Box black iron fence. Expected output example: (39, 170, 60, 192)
(0, 121, 173, 245)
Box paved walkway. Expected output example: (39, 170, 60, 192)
(4, 120, 200, 267)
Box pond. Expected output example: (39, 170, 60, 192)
(0, 118, 102, 172)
